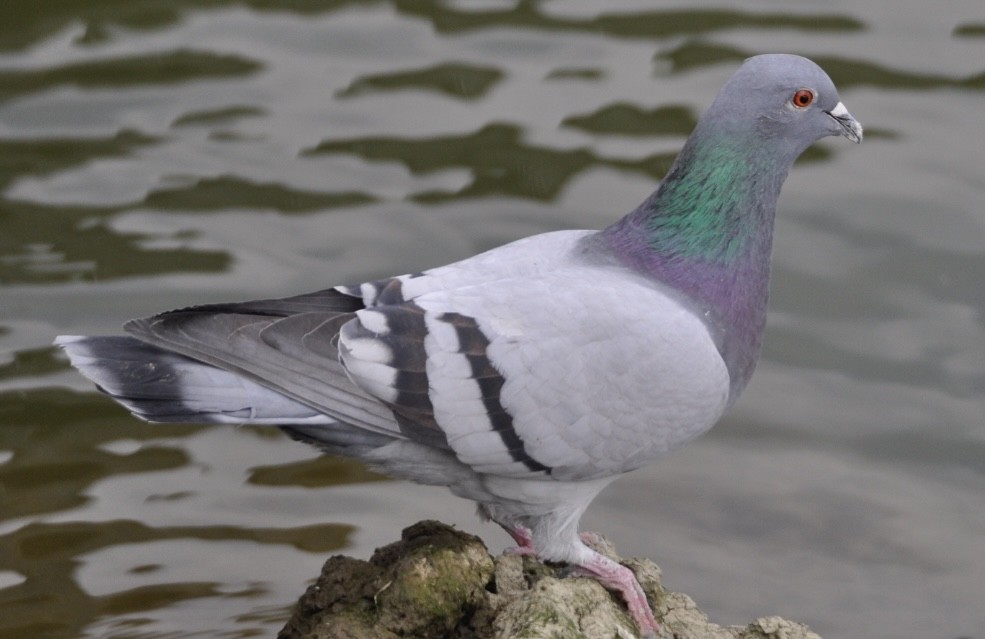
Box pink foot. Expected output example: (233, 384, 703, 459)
(497, 525, 658, 637)
(569, 551, 660, 639)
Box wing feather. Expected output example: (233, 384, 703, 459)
(125, 308, 399, 438)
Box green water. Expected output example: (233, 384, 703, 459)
(2, 2, 983, 638)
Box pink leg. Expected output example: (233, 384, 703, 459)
(569, 551, 659, 639)
(501, 524, 537, 556)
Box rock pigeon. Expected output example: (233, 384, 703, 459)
(56, 54, 861, 638)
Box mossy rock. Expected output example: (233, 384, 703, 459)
(278, 520, 822, 639)
(278, 520, 494, 639)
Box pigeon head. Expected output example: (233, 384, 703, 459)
(612, 54, 864, 274)
(703, 54, 863, 159)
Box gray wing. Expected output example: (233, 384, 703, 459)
(120, 286, 450, 448)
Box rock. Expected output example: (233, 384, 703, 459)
(278, 520, 822, 639)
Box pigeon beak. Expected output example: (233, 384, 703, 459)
(825, 102, 863, 143)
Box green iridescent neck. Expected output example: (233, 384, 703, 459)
(594, 126, 794, 402)
(637, 131, 783, 264)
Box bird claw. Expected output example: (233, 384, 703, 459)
(568, 551, 661, 638)
(499, 525, 659, 636)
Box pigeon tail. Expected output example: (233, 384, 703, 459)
(55, 335, 334, 426)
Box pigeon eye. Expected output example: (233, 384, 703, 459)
(792, 89, 815, 108)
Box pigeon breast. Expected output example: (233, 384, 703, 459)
(336, 229, 731, 482)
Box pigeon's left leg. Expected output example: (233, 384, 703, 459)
(478, 502, 538, 555)
(568, 550, 659, 639)
(501, 523, 537, 556)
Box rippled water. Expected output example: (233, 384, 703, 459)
(2, 2, 983, 638)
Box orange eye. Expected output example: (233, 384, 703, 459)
(792, 89, 815, 108)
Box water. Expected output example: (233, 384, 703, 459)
(2, 1, 983, 638)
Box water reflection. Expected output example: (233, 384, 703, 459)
(337, 62, 505, 100)
(306, 123, 623, 202)
(398, 3, 864, 38)
(141, 176, 376, 213)
(656, 41, 985, 89)
(561, 104, 697, 136)
(0, 51, 261, 104)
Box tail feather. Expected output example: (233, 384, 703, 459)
(55, 335, 333, 425)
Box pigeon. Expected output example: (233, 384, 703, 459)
(56, 54, 861, 638)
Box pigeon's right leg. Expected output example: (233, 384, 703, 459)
(567, 548, 660, 639)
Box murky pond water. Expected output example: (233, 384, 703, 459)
(2, 2, 984, 638)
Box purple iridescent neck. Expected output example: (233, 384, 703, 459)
(590, 128, 795, 402)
